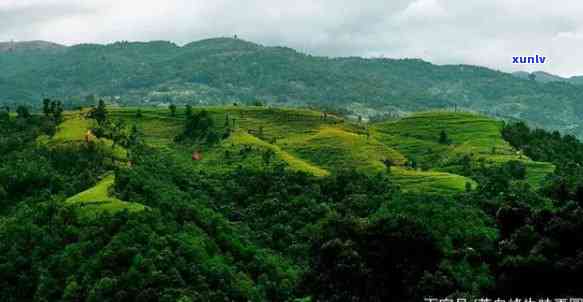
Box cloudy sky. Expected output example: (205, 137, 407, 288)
(1, 0, 583, 76)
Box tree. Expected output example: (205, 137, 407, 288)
(127, 124, 141, 148)
(382, 159, 393, 173)
(0, 109, 8, 122)
(301, 215, 448, 301)
(169, 104, 177, 117)
(410, 158, 418, 169)
(89, 99, 108, 126)
(206, 130, 220, 145)
(42, 119, 57, 137)
(42, 98, 51, 117)
(136, 109, 143, 118)
(50, 100, 57, 116)
(528, 73, 536, 81)
(438, 130, 450, 144)
(503, 160, 526, 180)
(465, 181, 473, 192)
(258, 126, 264, 138)
(110, 119, 127, 163)
(177, 110, 216, 143)
(262, 150, 275, 166)
(52, 100, 64, 122)
(16, 105, 31, 119)
(185, 105, 192, 118)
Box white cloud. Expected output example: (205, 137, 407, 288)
(1, 0, 582, 76)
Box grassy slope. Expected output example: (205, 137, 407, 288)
(372, 111, 555, 187)
(390, 167, 475, 194)
(109, 107, 477, 194)
(42, 112, 128, 160)
(65, 174, 145, 217)
(42, 112, 137, 216)
(57, 107, 554, 198)
(282, 127, 406, 173)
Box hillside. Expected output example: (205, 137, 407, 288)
(4, 103, 582, 301)
(45, 106, 553, 197)
(512, 70, 583, 85)
(2, 38, 583, 138)
(372, 111, 555, 187)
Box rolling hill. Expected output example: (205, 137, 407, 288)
(46, 106, 554, 203)
(2, 38, 583, 139)
(372, 111, 555, 187)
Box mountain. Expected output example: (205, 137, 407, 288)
(3, 37, 583, 138)
(568, 75, 583, 85)
(512, 71, 568, 83)
(512, 70, 583, 85)
(0, 40, 66, 53)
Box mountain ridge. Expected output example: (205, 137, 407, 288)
(0, 40, 66, 52)
(512, 70, 583, 85)
(2, 37, 583, 138)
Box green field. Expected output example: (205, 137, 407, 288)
(373, 111, 555, 187)
(65, 173, 146, 217)
(55, 107, 555, 210)
(38, 112, 128, 161)
(111, 107, 478, 193)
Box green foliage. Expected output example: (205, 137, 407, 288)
(169, 103, 177, 117)
(185, 104, 192, 118)
(2, 105, 583, 301)
(88, 99, 108, 126)
(175, 109, 226, 146)
(16, 105, 31, 119)
(65, 173, 145, 217)
(41, 98, 65, 123)
(300, 215, 451, 302)
(373, 111, 554, 188)
(3, 38, 583, 139)
(0, 109, 8, 122)
(439, 129, 450, 144)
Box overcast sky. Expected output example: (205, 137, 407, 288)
(1, 0, 583, 77)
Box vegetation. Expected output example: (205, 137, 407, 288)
(0, 102, 581, 301)
(4, 38, 583, 139)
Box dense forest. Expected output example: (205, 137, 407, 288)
(2, 101, 583, 301)
(4, 38, 583, 138)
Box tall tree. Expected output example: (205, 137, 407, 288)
(438, 130, 450, 144)
(169, 104, 177, 117)
(90, 99, 108, 126)
(110, 119, 127, 163)
(16, 105, 30, 119)
(42, 98, 51, 117)
(185, 105, 192, 118)
(0, 109, 8, 122)
(52, 100, 64, 122)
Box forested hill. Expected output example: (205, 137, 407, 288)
(2, 104, 583, 300)
(2, 37, 583, 137)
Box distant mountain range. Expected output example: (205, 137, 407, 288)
(512, 70, 583, 85)
(0, 40, 66, 53)
(2, 38, 583, 137)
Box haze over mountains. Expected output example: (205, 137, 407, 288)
(2, 37, 583, 137)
